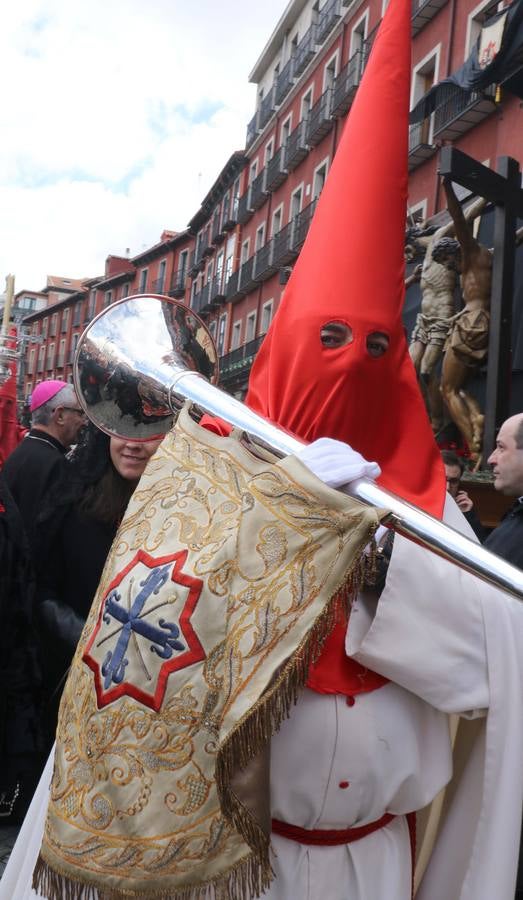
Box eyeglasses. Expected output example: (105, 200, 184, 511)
(61, 406, 85, 416)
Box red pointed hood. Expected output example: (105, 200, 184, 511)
(0, 327, 25, 468)
(247, 0, 445, 517)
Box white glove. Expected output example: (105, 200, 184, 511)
(295, 437, 381, 489)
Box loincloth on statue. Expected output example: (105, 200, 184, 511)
(411, 312, 453, 348)
(445, 308, 490, 367)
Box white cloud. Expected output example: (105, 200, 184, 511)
(1, 0, 288, 289)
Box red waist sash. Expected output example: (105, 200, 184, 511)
(271, 812, 396, 846)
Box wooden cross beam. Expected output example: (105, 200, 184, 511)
(439, 146, 522, 458)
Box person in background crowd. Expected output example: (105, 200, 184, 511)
(484, 412, 523, 900)
(35, 422, 162, 753)
(441, 449, 486, 540)
(2, 380, 86, 556)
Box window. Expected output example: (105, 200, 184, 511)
(241, 239, 250, 264)
(466, 0, 499, 56)
(28, 349, 35, 374)
(157, 259, 167, 293)
(215, 251, 224, 288)
(37, 346, 45, 371)
(179, 250, 188, 280)
(42, 318, 48, 338)
(301, 87, 313, 120)
(323, 52, 339, 91)
(249, 160, 258, 184)
(313, 159, 329, 199)
(280, 115, 292, 147)
(58, 339, 66, 367)
(217, 313, 228, 355)
(261, 301, 273, 334)
(225, 235, 235, 284)
(231, 321, 242, 349)
(246, 312, 257, 343)
(47, 343, 55, 369)
(122, 282, 130, 298)
(62, 307, 70, 332)
(255, 224, 266, 252)
(88, 289, 96, 317)
(265, 140, 274, 165)
(408, 200, 427, 223)
(139, 268, 148, 293)
(208, 320, 217, 341)
(104, 290, 113, 308)
(272, 204, 284, 236)
(350, 11, 369, 58)
(411, 47, 440, 145)
(290, 185, 303, 221)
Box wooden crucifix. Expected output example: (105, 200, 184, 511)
(439, 146, 523, 459)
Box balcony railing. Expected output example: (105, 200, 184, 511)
(238, 256, 258, 294)
(237, 189, 254, 225)
(152, 276, 166, 294)
(408, 120, 437, 171)
(286, 119, 309, 172)
(191, 282, 211, 316)
(209, 274, 226, 305)
(225, 269, 242, 302)
(169, 268, 187, 298)
(246, 111, 259, 148)
(331, 50, 363, 118)
(292, 198, 318, 252)
(362, 26, 378, 71)
(219, 335, 265, 382)
(250, 168, 268, 211)
(293, 25, 317, 78)
(265, 145, 288, 192)
(258, 87, 276, 130)
(411, 0, 449, 35)
(275, 57, 295, 106)
(316, 0, 342, 43)
(212, 212, 224, 244)
(307, 89, 333, 147)
(433, 83, 497, 141)
(253, 238, 277, 282)
(222, 196, 239, 232)
(272, 221, 297, 267)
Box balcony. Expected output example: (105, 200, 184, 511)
(411, 0, 449, 36)
(211, 211, 224, 245)
(222, 196, 239, 232)
(265, 145, 288, 192)
(258, 87, 276, 130)
(219, 335, 265, 384)
(331, 51, 363, 118)
(253, 239, 277, 282)
(286, 119, 309, 172)
(225, 269, 242, 302)
(237, 189, 254, 225)
(293, 25, 317, 78)
(191, 282, 211, 316)
(209, 274, 226, 306)
(169, 268, 187, 299)
(238, 256, 258, 294)
(152, 276, 166, 294)
(408, 120, 437, 171)
(275, 57, 295, 106)
(362, 26, 378, 71)
(250, 168, 268, 211)
(433, 83, 497, 141)
(189, 250, 203, 276)
(272, 221, 297, 268)
(73, 308, 82, 327)
(246, 111, 259, 148)
(307, 90, 333, 147)
(84, 310, 94, 324)
(292, 199, 318, 252)
(316, 0, 342, 44)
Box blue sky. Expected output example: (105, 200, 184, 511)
(1, 0, 288, 290)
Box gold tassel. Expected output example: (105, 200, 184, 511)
(495, 84, 502, 103)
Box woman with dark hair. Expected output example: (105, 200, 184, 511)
(35, 423, 162, 753)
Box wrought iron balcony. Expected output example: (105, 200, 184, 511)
(307, 90, 333, 147)
(209, 274, 226, 306)
(250, 168, 268, 211)
(275, 57, 295, 106)
(265, 145, 288, 192)
(225, 269, 242, 302)
(168, 268, 187, 299)
(411, 0, 449, 36)
(293, 25, 317, 79)
(152, 277, 166, 294)
(237, 189, 254, 225)
(211, 211, 224, 245)
(219, 335, 265, 383)
(258, 87, 276, 130)
(189, 250, 204, 276)
(221, 196, 239, 232)
(331, 51, 363, 118)
(246, 111, 259, 148)
(433, 83, 497, 141)
(253, 239, 277, 282)
(292, 199, 317, 252)
(316, 0, 342, 44)
(362, 26, 378, 71)
(238, 256, 258, 294)
(272, 221, 298, 267)
(286, 119, 309, 172)
(408, 120, 437, 171)
(191, 282, 211, 316)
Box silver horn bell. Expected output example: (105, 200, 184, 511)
(74, 294, 523, 603)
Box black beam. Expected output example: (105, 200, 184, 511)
(483, 155, 520, 457)
(439, 147, 523, 214)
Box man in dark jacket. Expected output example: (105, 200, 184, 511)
(485, 412, 523, 900)
(2, 380, 85, 558)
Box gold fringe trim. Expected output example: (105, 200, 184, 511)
(216, 533, 377, 867)
(33, 848, 273, 900)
